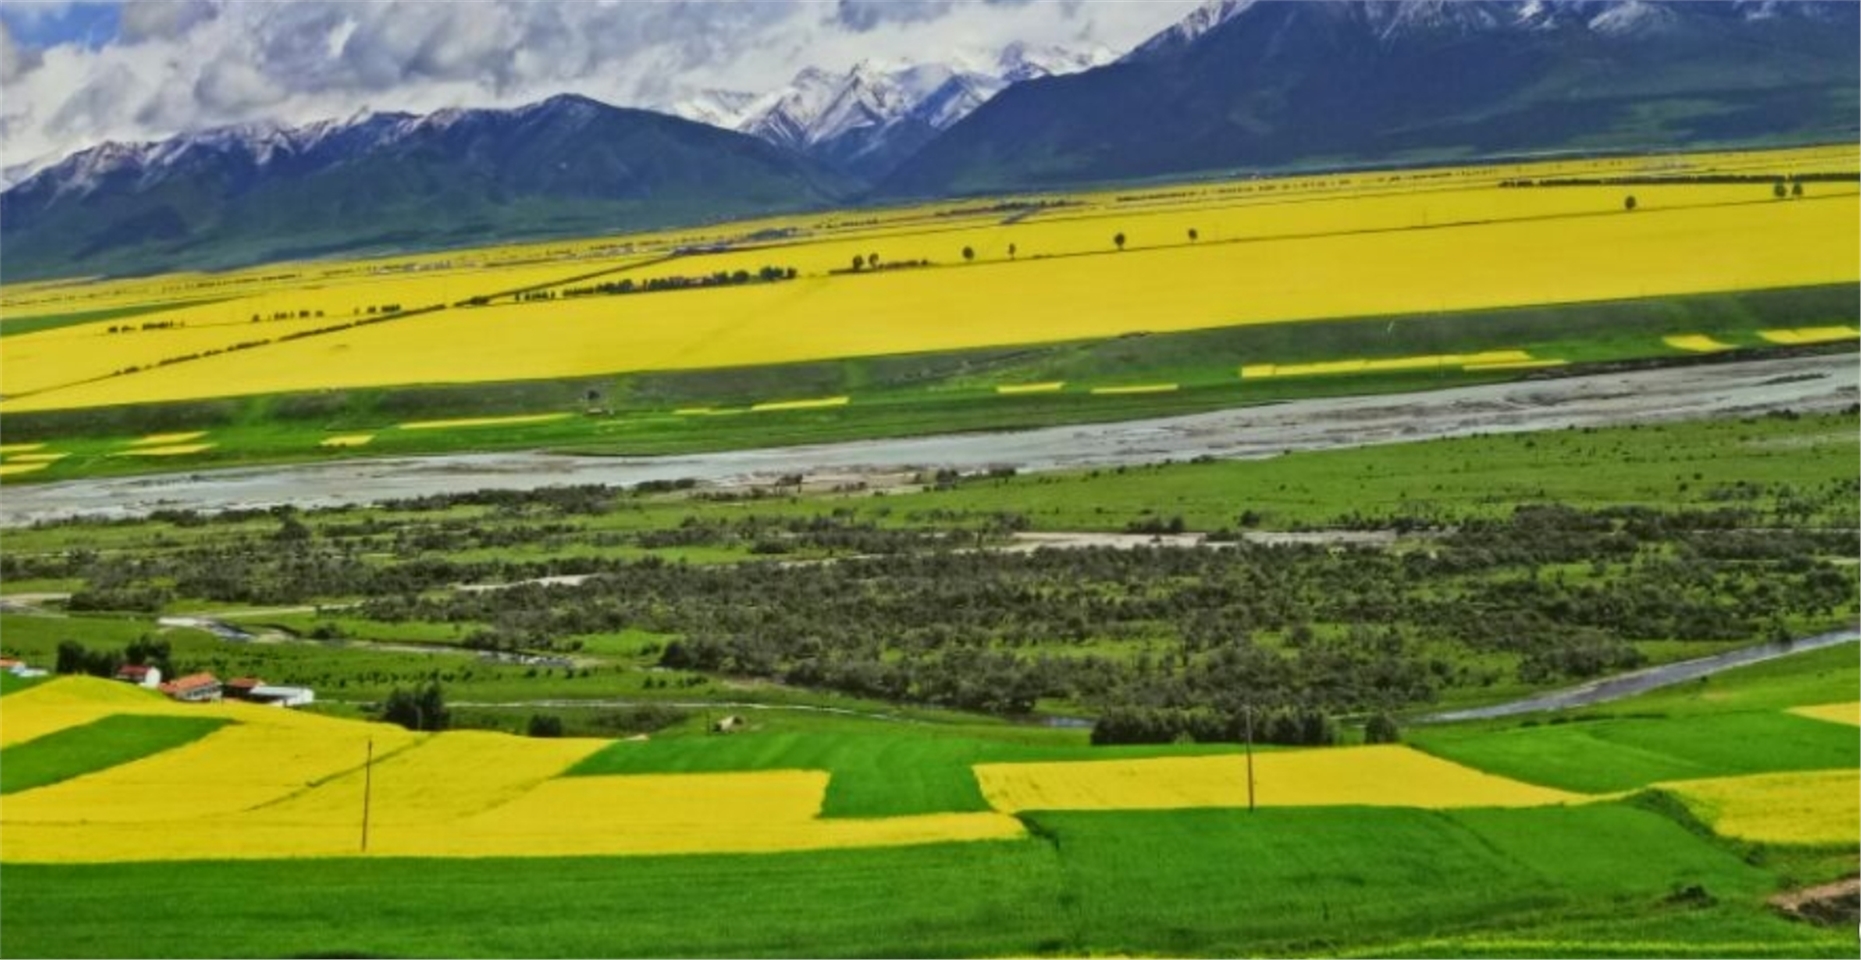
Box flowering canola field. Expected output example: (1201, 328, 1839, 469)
(5, 189, 1853, 413)
(973, 746, 1584, 812)
(1664, 769, 1860, 845)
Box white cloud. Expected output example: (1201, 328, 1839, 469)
(0, 0, 1201, 168)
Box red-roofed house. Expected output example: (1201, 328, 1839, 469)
(158, 673, 222, 703)
(116, 664, 163, 688)
(223, 677, 264, 700)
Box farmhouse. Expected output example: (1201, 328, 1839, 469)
(115, 664, 163, 688)
(158, 673, 222, 703)
(222, 677, 263, 700)
(247, 685, 316, 708)
(2, 657, 48, 678)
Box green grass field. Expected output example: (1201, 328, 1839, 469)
(0, 714, 230, 794)
(2, 802, 1847, 958)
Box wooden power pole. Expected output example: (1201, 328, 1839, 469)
(1243, 706, 1257, 813)
(360, 738, 374, 852)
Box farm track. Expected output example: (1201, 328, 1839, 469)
(1, 352, 1854, 526)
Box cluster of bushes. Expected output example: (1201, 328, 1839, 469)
(53, 637, 174, 680)
(560, 266, 796, 299)
(1090, 705, 1344, 746)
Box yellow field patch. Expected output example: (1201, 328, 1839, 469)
(674, 406, 716, 415)
(1758, 326, 1861, 345)
(1463, 359, 1568, 372)
(1788, 701, 1861, 727)
(974, 745, 1583, 813)
(996, 382, 1065, 395)
(0, 678, 1021, 864)
(1243, 350, 1534, 379)
(1664, 334, 1735, 353)
(318, 434, 374, 448)
(1665, 769, 1860, 845)
(3, 452, 67, 463)
(750, 396, 850, 412)
(0, 442, 45, 454)
(397, 413, 570, 430)
(114, 444, 214, 457)
(130, 431, 205, 446)
(0, 463, 48, 477)
(1090, 384, 1179, 396)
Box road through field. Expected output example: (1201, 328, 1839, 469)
(2, 353, 1853, 525)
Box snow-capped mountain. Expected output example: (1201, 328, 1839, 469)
(673, 42, 1112, 179)
(886, 0, 1859, 195)
(1, 94, 849, 280)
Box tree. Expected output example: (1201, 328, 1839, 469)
(868, 252, 880, 268)
(1791, 181, 1804, 198)
(851, 254, 865, 271)
(1187, 228, 1199, 242)
(1623, 195, 1637, 212)
(380, 682, 450, 731)
(1364, 712, 1401, 744)
(961, 246, 975, 262)
(55, 640, 87, 675)
(526, 713, 564, 738)
(1007, 243, 1017, 259)
(1773, 181, 1788, 199)
(1113, 232, 1126, 251)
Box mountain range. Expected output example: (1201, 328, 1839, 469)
(4, 0, 1856, 281)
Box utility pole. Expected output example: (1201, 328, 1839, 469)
(1243, 705, 1257, 813)
(360, 738, 374, 853)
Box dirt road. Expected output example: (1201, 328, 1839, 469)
(3, 353, 1853, 525)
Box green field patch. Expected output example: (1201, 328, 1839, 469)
(0, 299, 226, 339)
(0, 671, 52, 696)
(1032, 803, 1778, 958)
(4, 800, 1841, 958)
(1409, 711, 1858, 794)
(568, 723, 1236, 817)
(0, 714, 230, 794)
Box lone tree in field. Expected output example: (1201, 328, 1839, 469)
(1008, 243, 1017, 259)
(869, 251, 880, 268)
(1792, 181, 1805, 198)
(1114, 232, 1127, 251)
(380, 682, 450, 731)
(1773, 181, 1788, 199)
(1623, 195, 1637, 212)
(962, 246, 975, 262)
(851, 254, 865, 272)
(1188, 228, 1199, 242)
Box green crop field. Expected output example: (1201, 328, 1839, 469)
(0, 714, 230, 794)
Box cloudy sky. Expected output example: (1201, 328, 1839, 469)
(0, 0, 1201, 168)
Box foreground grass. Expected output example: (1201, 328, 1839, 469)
(3, 802, 1845, 958)
(0, 714, 230, 794)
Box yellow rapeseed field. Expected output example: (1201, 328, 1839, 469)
(1241, 350, 1536, 379)
(397, 413, 570, 430)
(14, 192, 1850, 414)
(1788, 701, 1861, 726)
(130, 431, 206, 445)
(3, 452, 66, 463)
(1664, 334, 1735, 352)
(749, 396, 850, 412)
(1665, 769, 1860, 845)
(114, 444, 215, 457)
(1759, 326, 1861, 345)
(0, 678, 1021, 864)
(973, 745, 1584, 813)
(1090, 384, 1179, 395)
(0, 463, 47, 477)
(318, 434, 374, 447)
(0, 442, 45, 454)
(996, 382, 1065, 395)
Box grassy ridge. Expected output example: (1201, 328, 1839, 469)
(0, 714, 230, 794)
(2, 803, 1843, 958)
